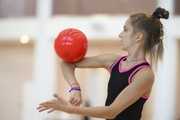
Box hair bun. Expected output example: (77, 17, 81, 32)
(152, 7, 169, 19)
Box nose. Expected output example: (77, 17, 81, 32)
(118, 31, 123, 39)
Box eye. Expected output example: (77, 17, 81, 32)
(123, 25, 127, 31)
(123, 28, 127, 32)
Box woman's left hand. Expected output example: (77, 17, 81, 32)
(37, 93, 69, 113)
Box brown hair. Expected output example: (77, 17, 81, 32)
(129, 7, 169, 70)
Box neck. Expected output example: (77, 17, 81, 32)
(126, 57, 145, 62)
(126, 50, 146, 63)
(125, 43, 146, 63)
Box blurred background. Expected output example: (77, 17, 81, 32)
(0, 0, 179, 120)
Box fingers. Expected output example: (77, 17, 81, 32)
(53, 93, 62, 101)
(39, 101, 52, 106)
(37, 93, 74, 114)
(68, 97, 83, 106)
(47, 108, 54, 113)
(53, 93, 58, 98)
(54, 92, 82, 106)
(68, 92, 83, 106)
(38, 107, 54, 113)
(37, 99, 56, 113)
(37, 105, 52, 113)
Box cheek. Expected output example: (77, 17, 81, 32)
(121, 36, 132, 46)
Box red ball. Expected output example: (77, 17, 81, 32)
(54, 28, 88, 62)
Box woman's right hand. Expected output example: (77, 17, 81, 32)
(68, 91, 83, 106)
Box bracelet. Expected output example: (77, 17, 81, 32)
(71, 83, 80, 87)
(69, 87, 81, 92)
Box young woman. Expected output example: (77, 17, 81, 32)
(37, 7, 169, 120)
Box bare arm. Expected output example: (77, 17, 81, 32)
(60, 53, 120, 106)
(60, 53, 120, 86)
(37, 68, 154, 119)
(109, 68, 154, 117)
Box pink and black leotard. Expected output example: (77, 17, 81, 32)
(105, 56, 151, 120)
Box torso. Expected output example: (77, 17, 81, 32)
(105, 56, 152, 120)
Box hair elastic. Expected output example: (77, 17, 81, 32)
(152, 11, 161, 19)
(71, 83, 80, 87)
(69, 87, 81, 92)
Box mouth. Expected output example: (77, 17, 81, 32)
(120, 40, 123, 45)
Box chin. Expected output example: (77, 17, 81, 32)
(120, 47, 128, 52)
(120, 46, 125, 50)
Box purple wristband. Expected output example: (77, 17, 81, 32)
(69, 88, 81, 92)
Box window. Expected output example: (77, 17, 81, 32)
(174, 0, 180, 15)
(53, 0, 156, 15)
(0, 0, 36, 18)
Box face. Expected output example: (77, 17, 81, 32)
(118, 18, 136, 51)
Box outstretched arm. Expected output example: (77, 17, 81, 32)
(37, 68, 154, 119)
(37, 93, 115, 119)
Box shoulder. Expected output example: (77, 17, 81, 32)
(132, 68, 154, 87)
(97, 53, 122, 70)
(139, 68, 154, 80)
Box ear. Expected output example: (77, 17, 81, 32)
(135, 33, 143, 42)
